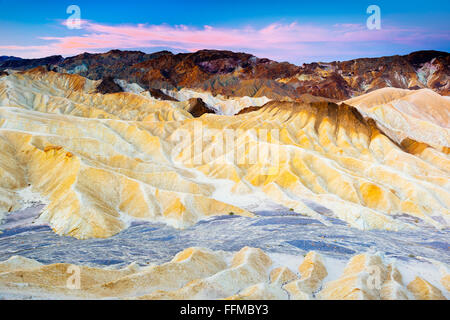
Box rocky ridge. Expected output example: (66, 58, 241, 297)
(0, 247, 447, 300)
(1, 49, 448, 101)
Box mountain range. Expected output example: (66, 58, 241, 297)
(1, 49, 448, 100)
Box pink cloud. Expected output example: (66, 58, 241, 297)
(1, 20, 448, 61)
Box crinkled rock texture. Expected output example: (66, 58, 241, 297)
(1, 50, 448, 101)
(0, 52, 448, 301)
(0, 68, 448, 239)
(0, 248, 447, 300)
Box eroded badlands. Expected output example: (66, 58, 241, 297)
(0, 68, 448, 239)
(0, 247, 448, 300)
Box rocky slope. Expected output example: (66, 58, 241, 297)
(1, 50, 448, 101)
(0, 247, 447, 300)
(0, 68, 448, 240)
(281, 51, 450, 99)
(345, 87, 450, 149)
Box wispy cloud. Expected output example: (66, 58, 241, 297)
(1, 20, 448, 62)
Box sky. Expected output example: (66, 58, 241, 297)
(0, 0, 449, 64)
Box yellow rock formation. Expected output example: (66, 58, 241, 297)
(0, 248, 446, 300)
(138, 247, 273, 300)
(442, 274, 450, 293)
(407, 276, 446, 300)
(319, 253, 393, 300)
(284, 251, 327, 299)
(345, 87, 450, 148)
(88, 247, 228, 298)
(225, 267, 297, 300)
(0, 69, 448, 238)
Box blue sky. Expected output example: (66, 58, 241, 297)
(0, 0, 449, 64)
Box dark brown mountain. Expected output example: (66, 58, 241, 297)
(127, 50, 301, 97)
(0, 55, 63, 71)
(57, 50, 151, 80)
(185, 98, 215, 117)
(0, 56, 22, 63)
(148, 88, 178, 101)
(96, 76, 124, 94)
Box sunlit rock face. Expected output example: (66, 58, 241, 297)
(284, 251, 328, 299)
(0, 68, 449, 239)
(0, 248, 447, 300)
(318, 253, 409, 300)
(345, 87, 450, 149)
(407, 276, 447, 300)
(0, 69, 252, 238)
